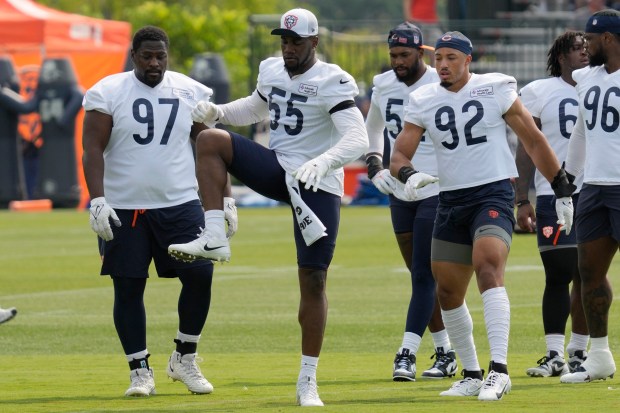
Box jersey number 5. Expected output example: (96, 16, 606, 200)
(268, 87, 308, 136)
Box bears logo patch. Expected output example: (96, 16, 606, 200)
(284, 14, 299, 30)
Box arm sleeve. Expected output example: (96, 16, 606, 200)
(565, 110, 586, 177)
(321, 107, 369, 170)
(365, 93, 385, 158)
(218, 89, 269, 126)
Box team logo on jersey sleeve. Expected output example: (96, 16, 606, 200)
(470, 86, 494, 98)
(172, 88, 195, 99)
(298, 83, 318, 96)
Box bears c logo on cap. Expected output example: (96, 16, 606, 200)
(284, 15, 299, 30)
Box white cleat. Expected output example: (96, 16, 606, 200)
(440, 373, 483, 397)
(125, 367, 156, 397)
(168, 230, 230, 263)
(0, 307, 17, 324)
(478, 370, 511, 401)
(167, 351, 214, 394)
(526, 351, 569, 377)
(560, 349, 616, 383)
(296, 376, 324, 407)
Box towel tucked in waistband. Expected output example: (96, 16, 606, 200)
(285, 173, 328, 246)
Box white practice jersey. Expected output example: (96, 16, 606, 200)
(257, 57, 360, 195)
(572, 65, 620, 184)
(520, 76, 583, 195)
(83, 70, 213, 209)
(405, 72, 518, 191)
(367, 67, 440, 199)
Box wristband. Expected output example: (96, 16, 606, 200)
(551, 168, 577, 198)
(397, 166, 417, 184)
(365, 155, 383, 179)
(516, 199, 530, 208)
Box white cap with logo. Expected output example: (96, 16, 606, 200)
(271, 8, 319, 38)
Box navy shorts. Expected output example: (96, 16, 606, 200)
(99, 200, 213, 278)
(536, 194, 579, 250)
(389, 194, 439, 234)
(433, 180, 515, 246)
(575, 183, 620, 244)
(227, 132, 340, 270)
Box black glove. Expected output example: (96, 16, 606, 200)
(366, 155, 383, 180)
(551, 168, 577, 198)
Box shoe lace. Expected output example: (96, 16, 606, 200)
(452, 376, 476, 390)
(298, 377, 320, 399)
(395, 353, 413, 370)
(536, 355, 552, 367)
(131, 369, 153, 387)
(182, 356, 206, 381)
(483, 371, 501, 389)
(430, 350, 452, 369)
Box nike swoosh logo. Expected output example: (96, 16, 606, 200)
(204, 245, 225, 251)
(339, 79, 349, 84)
(495, 383, 508, 399)
(92, 204, 104, 219)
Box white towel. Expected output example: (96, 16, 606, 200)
(285, 174, 328, 246)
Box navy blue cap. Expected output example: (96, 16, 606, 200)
(585, 11, 620, 33)
(388, 22, 424, 49)
(435, 31, 473, 55)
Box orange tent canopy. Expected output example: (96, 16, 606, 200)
(0, 0, 132, 208)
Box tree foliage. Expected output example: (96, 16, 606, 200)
(37, 0, 293, 98)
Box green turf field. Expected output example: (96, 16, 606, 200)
(0, 207, 618, 412)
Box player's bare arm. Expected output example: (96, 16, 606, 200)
(513, 117, 540, 232)
(504, 98, 561, 182)
(389, 120, 425, 179)
(82, 109, 113, 198)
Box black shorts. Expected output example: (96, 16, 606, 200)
(99, 200, 213, 278)
(389, 194, 438, 234)
(228, 132, 340, 270)
(575, 183, 620, 244)
(536, 194, 579, 250)
(431, 180, 515, 264)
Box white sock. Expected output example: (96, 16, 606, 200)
(177, 331, 201, 343)
(545, 334, 565, 358)
(590, 336, 609, 352)
(126, 349, 149, 363)
(204, 210, 226, 239)
(430, 329, 451, 352)
(299, 355, 318, 381)
(442, 303, 480, 372)
(566, 332, 590, 355)
(400, 332, 422, 354)
(482, 287, 510, 365)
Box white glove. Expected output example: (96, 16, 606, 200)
(191, 101, 222, 128)
(371, 169, 398, 195)
(392, 181, 415, 202)
(555, 196, 574, 235)
(224, 197, 238, 239)
(293, 155, 331, 192)
(89, 197, 121, 241)
(404, 172, 439, 201)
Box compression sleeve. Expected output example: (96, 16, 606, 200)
(320, 107, 369, 169)
(565, 110, 586, 177)
(219, 89, 269, 126)
(365, 98, 386, 158)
